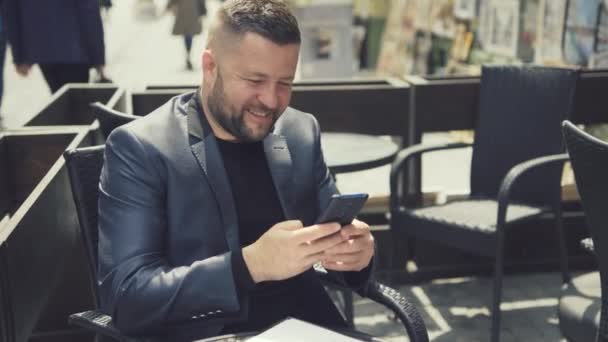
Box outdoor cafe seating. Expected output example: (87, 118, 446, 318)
(5, 66, 608, 341)
(389, 65, 578, 342)
(561, 121, 606, 342)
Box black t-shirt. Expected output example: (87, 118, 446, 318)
(216, 138, 346, 333)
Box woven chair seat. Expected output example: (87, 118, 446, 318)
(409, 199, 546, 233)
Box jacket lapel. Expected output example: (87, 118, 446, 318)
(264, 134, 296, 220)
(187, 93, 240, 251)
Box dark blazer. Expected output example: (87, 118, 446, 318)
(2, 0, 105, 65)
(98, 92, 372, 340)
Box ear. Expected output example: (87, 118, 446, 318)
(202, 49, 216, 80)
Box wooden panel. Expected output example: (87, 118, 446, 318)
(290, 85, 410, 138)
(144, 79, 393, 91)
(413, 79, 479, 133)
(0, 139, 11, 219)
(573, 72, 608, 124)
(412, 70, 608, 134)
(131, 91, 179, 116)
(134, 81, 410, 134)
(0, 129, 95, 342)
(6, 134, 74, 213)
(25, 86, 119, 126)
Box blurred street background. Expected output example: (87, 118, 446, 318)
(2, 0, 220, 128)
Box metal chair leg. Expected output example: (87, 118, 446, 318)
(554, 203, 570, 283)
(491, 234, 505, 342)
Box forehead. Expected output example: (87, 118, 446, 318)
(223, 32, 300, 77)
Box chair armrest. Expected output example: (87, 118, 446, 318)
(366, 282, 429, 342)
(69, 310, 140, 342)
(580, 238, 595, 253)
(317, 271, 429, 342)
(390, 142, 472, 210)
(496, 153, 569, 229)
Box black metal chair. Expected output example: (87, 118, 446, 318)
(64, 145, 429, 342)
(560, 121, 605, 342)
(390, 65, 579, 342)
(91, 102, 138, 139)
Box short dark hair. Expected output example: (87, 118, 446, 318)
(219, 0, 300, 45)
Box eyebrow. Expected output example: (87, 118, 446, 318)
(247, 72, 294, 82)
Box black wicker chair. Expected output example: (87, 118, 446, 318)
(390, 65, 579, 342)
(560, 121, 605, 342)
(91, 102, 138, 139)
(63, 146, 429, 342)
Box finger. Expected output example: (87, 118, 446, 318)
(275, 220, 304, 231)
(323, 251, 362, 264)
(322, 259, 367, 272)
(301, 231, 346, 255)
(340, 221, 370, 238)
(324, 238, 359, 255)
(300, 251, 325, 269)
(293, 222, 341, 243)
(327, 233, 375, 255)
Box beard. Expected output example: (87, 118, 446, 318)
(207, 70, 280, 142)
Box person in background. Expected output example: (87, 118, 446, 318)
(99, 0, 113, 19)
(167, 0, 206, 70)
(2, 0, 107, 93)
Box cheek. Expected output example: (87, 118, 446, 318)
(232, 85, 259, 108)
(278, 90, 292, 109)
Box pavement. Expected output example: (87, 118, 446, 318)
(0, 1, 570, 341)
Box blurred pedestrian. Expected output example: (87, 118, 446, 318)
(3, 0, 107, 93)
(99, 0, 112, 19)
(167, 0, 206, 70)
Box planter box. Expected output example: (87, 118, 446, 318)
(24, 84, 122, 127)
(0, 127, 95, 342)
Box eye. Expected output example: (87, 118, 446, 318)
(247, 79, 263, 85)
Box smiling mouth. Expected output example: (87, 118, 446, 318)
(247, 109, 272, 118)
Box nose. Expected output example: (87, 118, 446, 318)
(257, 83, 280, 111)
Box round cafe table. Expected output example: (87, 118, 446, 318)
(321, 133, 400, 174)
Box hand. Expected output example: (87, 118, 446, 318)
(15, 64, 32, 76)
(242, 220, 346, 283)
(322, 219, 374, 272)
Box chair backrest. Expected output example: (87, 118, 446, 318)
(470, 65, 579, 205)
(91, 102, 138, 139)
(63, 145, 105, 306)
(563, 121, 608, 300)
(563, 120, 608, 257)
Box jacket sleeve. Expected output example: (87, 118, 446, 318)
(2, 0, 25, 64)
(310, 117, 375, 291)
(74, 0, 105, 65)
(98, 126, 243, 335)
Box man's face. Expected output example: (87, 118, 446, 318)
(204, 33, 299, 142)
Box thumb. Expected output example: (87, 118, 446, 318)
(274, 220, 304, 231)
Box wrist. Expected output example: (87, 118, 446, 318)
(242, 244, 265, 283)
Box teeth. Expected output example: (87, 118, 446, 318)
(249, 110, 269, 117)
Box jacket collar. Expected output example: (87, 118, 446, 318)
(186, 91, 295, 250)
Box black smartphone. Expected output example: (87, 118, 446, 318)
(316, 193, 369, 225)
